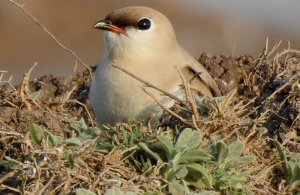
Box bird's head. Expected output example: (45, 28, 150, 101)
(94, 6, 178, 57)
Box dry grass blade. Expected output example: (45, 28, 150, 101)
(0, 171, 16, 185)
(176, 67, 201, 122)
(67, 99, 95, 126)
(19, 62, 38, 110)
(143, 88, 192, 126)
(262, 74, 298, 105)
(0, 70, 15, 90)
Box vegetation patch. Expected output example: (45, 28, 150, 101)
(0, 42, 299, 194)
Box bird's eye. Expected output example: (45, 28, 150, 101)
(136, 18, 151, 30)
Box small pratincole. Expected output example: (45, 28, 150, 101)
(90, 6, 221, 125)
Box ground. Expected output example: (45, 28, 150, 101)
(0, 43, 299, 194)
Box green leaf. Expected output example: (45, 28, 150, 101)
(195, 97, 211, 116)
(97, 140, 114, 153)
(227, 174, 244, 189)
(104, 187, 122, 195)
(168, 180, 187, 195)
(28, 90, 42, 101)
(274, 140, 291, 177)
(122, 128, 129, 145)
(74, 188, 96, 195)
(179, 150, 212, 163)
(140, 156, 154, 175)
(288, 180, 300, 192)
(286, 162, 300, 191)
(45, 131, 62, 146)
(170, 147, 188, 166)
(289, 153, 300, 164)
(176, 165, 188, 179)
(157, 135, 173, 158)
(215, 141, 229, 164)
(79, 128, 97, 141)
(2, 156, 24, 169)
(198, 191, 220, 195)
(292, 163, 300, 181)
(125, 192, 138, 195)
(67, 154, 75, 169)
(104, 187, 137, 195)
(226, 156, 256, 169)
(92, 127, 102, 136)
(139, 143, 162, 163)
(288, 154, 300, 182)
(175, 128, 202, 150)
(77, 118, 88, 130)
(30, 123, 45, 145)
(70, 118, 88, 134)
(66, 138, 83, 147)
(165, 164, 179, 181)
(227, 141, 244, 161)
(186, 163, 212, 188)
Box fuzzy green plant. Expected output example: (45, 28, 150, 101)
(97, 122, 156, 153)
(208, 138, 256, 192)
(274, 140, 300, 192)
(130, 128, 256, 194)
(2, 118, 102, 170)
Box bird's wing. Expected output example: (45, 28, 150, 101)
(179, 47, 221, 97)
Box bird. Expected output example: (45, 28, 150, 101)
(89, 6, 221, 125)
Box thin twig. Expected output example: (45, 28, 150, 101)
(37, 175, 55, 195)
(274, 49, 300, 66)
(175, 67, 200, 122)
(262, 74, 298, 105)
(112, 64, 187, 106)
(267, 40, 282, 59)
(0, 128, 24, 137)
(265, 37, 269, 55)
(3, 99, 19, 109)
(62, 169, 71, 193)
(143, 88, 192, 126)
(290, 113, 300, 130)
(33, 158, 41, 194)
(19, 62, 38, 110)
(67, 99, 95, 126)
(91, 167, 112, 190)
(7, 0, 92, 77)
(48, 180, 67, 194)
(192, 115, 201, 132)
(0, 184, 34, 195)
(0, 171, 16, 184)
(284, 41, 291, 66)
(0, 71, 15, 90)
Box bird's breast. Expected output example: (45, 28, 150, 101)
(90, 59, 161, 124)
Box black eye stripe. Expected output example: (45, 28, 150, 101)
(136, 18, 151, 30)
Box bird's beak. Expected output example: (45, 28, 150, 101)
(94, 20, 127, 35)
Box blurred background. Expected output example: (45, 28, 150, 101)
(1, 0, 300, 84)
